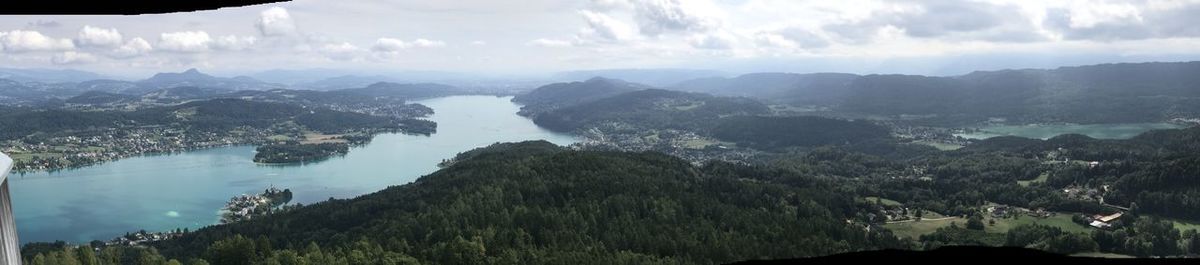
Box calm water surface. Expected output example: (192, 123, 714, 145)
(9, 95, 577, 244)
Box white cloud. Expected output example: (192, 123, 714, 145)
(372, 38, 446, 52)
(0, 30, 75, 53)
(6, 0, 1200, 75)
(1038, 0, 1200, 41)
(110, 37, 152, 58)
(373, 38, 409, 52)
(212, 35, 257, 51)
(257, 7, 297, 37)
(688, 32, 735, 50)
(578, 10, 637, 42)
(768, 26, 831, 49)
(76, 26, 123, 48)
(590, 0, 633, 11)
(411, 38, 446, 48)
(527, 38, 574, 48)
(51, 51, 97, 64)
(753, 33, 798, 49)
(320, 42, 363, 61)
(632, 0, 722, 36)
(1062, 1, 1143, 29)
(157, 31, 212, 53)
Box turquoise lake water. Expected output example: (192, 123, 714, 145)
(8, 95, 578, 244)
(954, 123, 1188, 140)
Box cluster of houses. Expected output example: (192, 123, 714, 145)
(1062, 185, 1105, 202)
(987, 204, 1053, 219)
(573, 126, 758, 166)
(1086, 212, 1125, 229)
(221, 187, 291, 224)
(108, 229, 185, 246)
(221, 193, 272, 223)
(5, 126, 275, 172)
(881, 207, 913, 222)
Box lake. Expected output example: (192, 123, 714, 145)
(8, 95, 578, 244)
(954, 123, 1188, 140)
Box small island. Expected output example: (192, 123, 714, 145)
(221, 187, 293, 224)
(253, 142, 350, 164)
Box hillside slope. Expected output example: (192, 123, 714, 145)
(151, 141, 905, 264)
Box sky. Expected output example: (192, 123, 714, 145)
(1, 0, 1200, 78)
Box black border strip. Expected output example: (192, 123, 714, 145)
(2, 0, 290, 15)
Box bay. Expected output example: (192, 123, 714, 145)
(8, 95, 577, 244)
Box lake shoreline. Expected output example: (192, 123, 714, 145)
(10, 95, 579, 244)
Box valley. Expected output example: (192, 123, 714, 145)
(5, 62, 1200, 262)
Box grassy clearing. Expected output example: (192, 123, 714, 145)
(913, 141, 964, 151)
(885, 211, 1093, 240)
(8, 152, 64, 163)
(1169, 218, 1200, 232)
(672, 102, 704, 111)
(860, 196, 903, 206)
(768, 104, 824, 113)
(1071, 252, 1135, 258)
(267, 134, 292, 142)
(680, 139, 714, 149)
(984, 213, 1092, 234)
(300, 132, 348, 144)
(884, 217, 966, 240)
(1017, 172, 1050, 187)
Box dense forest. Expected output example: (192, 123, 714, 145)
(710, 116, 892, 151)
(141, 141, 908, 264)
(336, 82, 463, 100)
(532, 89, 769, 132)
(18, 131, 1200, 263)
(0, 99, 410, 141)
(512, 77, 645, 116)
(10, 62, 1200, 263)
(665, 61, 1200, 124)
(65, 91, 138, 105)
(672, 73, 858, 106)
(253, 143, 350, 164)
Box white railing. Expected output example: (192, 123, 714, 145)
(0, 153, 18, 265)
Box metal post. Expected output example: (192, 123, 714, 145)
(0, 153, 19, 265)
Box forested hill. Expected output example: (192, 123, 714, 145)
(336, 82, 463, 100)
(710, 116, 893, 151)
(837, 62, 1200, 123)
(511, 77, 647, 116)
(952, 126, 1200, 221)
(672, 72, 858, 105)
(670, 61, 1200, 124)
(0, 98, 403, 140)
(532, 89, 769, 132)
(148, 140, 907, 264)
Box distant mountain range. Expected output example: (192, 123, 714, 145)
(0, 67, 109, 83)
(665, 61, 1200, 124)
(138, 68, 285, 92)
(4, 61, 1200, 125)
(551, 68, 726, 87)
(0, 68, 469, 107)
(531, 88, 770, 133)
(512, 77, 651, 116)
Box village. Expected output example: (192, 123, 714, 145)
(2, 125, 290, 172)
(105, 229, 188, 247)
(90, 187, 294, 249)
(220, 187, 294, 224)
(570, 124, 761, 166)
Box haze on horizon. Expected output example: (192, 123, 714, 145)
(1, 0, 1200, 79)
